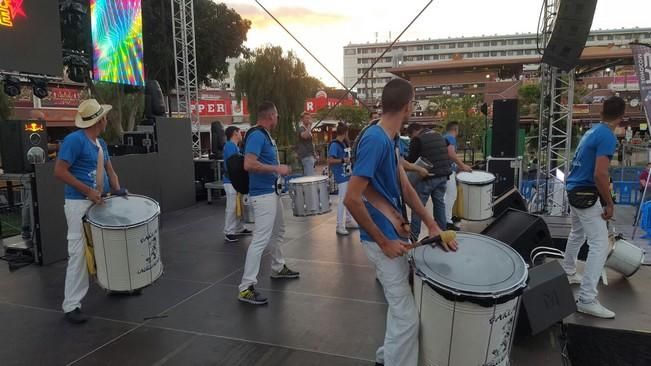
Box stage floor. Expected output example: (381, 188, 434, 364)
(0, 196, 581, 366)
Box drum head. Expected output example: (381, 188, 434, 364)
(456, 171, 496, 185)
(411, 233, 527, 296)
(86, 195, 160, 228)
(289, 176, 328, 184)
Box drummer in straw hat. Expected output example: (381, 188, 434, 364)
(54, 99, 125, 324)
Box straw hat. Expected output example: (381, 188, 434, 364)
(75, 99, 112, 129)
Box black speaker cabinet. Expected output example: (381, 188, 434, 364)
(0, 120, 49, 173)
(515, 260, 577, 340)
(493, 187, 528, 217)
(481, 209, 552, 265)
(542, 0, 598, 71)
(491, 99, 519, 158)
(488, 160, 515, 197)
(210, 121, 225, 159)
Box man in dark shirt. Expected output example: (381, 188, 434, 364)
(405, 124, 450, 239)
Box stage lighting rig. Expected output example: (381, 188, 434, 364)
(30, 78, 49, 99)
(63, 51, 90, 83)
(2, 76, 21, 97)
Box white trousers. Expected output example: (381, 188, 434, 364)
(562, 201, 609, 303)
(444, 171, 457, 224)
(239, 193, 286, 291)
(337, 181, 353, 228)
(223, 183, 245, 235)
(302, 156, 316, 176)
(362, 241, 419, 366)
(62, 199, 93, 313)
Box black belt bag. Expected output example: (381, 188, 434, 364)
(567, 186, 599, 209)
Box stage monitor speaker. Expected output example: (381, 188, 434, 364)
(491, 99, 519, 158)
(542, 0, 597, 71)
(493, 186, 528, 217)
(515, 260, 577, 339)
(210, 121, 226, 159)
(0, 120, 49, 173)
(481, 208, 552, 265)
(145, 80, 166, 118)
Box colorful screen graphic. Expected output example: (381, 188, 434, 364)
(91, 0, 145, 86)
(0, 0, 63, 76)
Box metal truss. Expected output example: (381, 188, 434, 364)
(532, 0, 575, 215)
(171, 0, 201, 158)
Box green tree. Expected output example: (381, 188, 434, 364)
(315, 105, 369, 129)
(142, 0, 251, 91)
(518, 83, 541, 116)
(428, 95, 485, 150)
(234, 46, 323, 146)
(92, 83, 145, 143)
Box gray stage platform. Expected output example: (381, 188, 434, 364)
(0, 196, 578, 365)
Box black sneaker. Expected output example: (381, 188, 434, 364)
(446, 223, 460, 231)
(270, 265, 300, 279)
(64, 308, 88, 324)
(236, 229, 253, 236)
(238, 286, 268, 305)
(375, 363, 384, 366)
(225, 234, 239, 243)
(451, 215, 461, 223)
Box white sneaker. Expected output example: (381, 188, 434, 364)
(336, 227, 350, 236)
(577, 300, 615, 319)
(346, 221, 359, 229)
(567, 272, 583, 285)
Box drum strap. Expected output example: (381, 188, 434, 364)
(95, 139, 105, 194)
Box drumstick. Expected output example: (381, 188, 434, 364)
(404, 235, 442, 250)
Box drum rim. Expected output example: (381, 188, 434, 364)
(85, 194, 161, 229)
(289, 176, 329, 184)
(456, 171, 496, 185)
(410, 232, 528, 298)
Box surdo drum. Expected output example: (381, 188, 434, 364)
(85, 195, 163, 292)
(456, 171, 496, 221)
(288, 176, 331, 217)
(411, 232, 528, 366)
(605, 236, 645, 277)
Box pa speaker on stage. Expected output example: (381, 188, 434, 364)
(516, 260, 577, 339)
(0, 120, 49, 173)
(493, 187, 527, 217)
(481, 209, 552, 264)
(491, 99, 519, 158)
(210, 121, 226, 159)
(542, 0, 597, 71)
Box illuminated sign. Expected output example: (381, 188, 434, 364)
(24, 121, 44, 132)
(0, 0, 26, 28)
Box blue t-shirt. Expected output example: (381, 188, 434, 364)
(566, 123, 617, 191)
(57, 130, 110, 200)
(222, 140, 240, 184)
(328, 140, 350, 184)
(244, 129, 278, 196)
(445, 134, 457, 171)
(353, 125, 402, 242)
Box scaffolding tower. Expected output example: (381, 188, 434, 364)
(171, 0, 201, 158)
(533, 0, 575, 215)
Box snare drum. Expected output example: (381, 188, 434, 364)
(288, 176, 331, 216)
(85, 195, 163, 292)
(605, 237, 644, 277)
(411, 232, 527, 366)
(456, 171, 496, 221)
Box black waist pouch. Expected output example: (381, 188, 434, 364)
(567, 186, 599, 209)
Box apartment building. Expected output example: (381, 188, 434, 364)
(343, 27, 651, 100)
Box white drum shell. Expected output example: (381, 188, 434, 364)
(289, 176, 331, 217)
(88, 196, 163, 292)
(414, 276, 519, 366)
(605, 239, 644, 277)
(457, 180, 494, 221)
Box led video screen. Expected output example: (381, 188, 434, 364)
(91, 0, 145, 86)
(0, 0, 63, 76)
